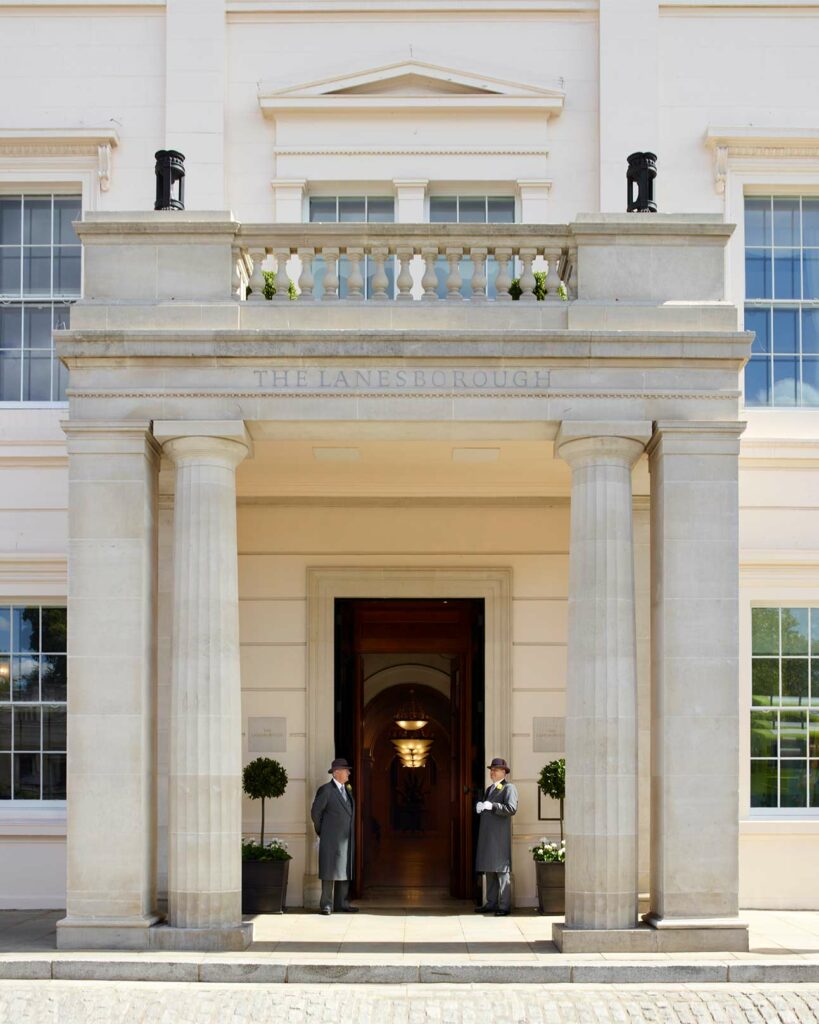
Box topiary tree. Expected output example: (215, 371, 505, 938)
(538, 758, 565, 841)
(243, 757, 288, 847)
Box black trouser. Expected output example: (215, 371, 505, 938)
(320, 879, 351, 912)
(484, 871, 511, 912)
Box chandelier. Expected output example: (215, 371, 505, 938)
(391, 689, 433, 768)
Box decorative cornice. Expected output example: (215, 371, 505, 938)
(68, 389, 738, 401)
(272, 146, 549, 157)
(0, 129, 120, 193)
(705, 127, 819, 195)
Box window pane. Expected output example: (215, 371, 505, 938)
(338, 197, 366, 222)
(13, 706, 40, 751)
(780, 761, 807, 808)
(434, 254, 449, 299)
(24, 305, 53, 349)
(803, 250, 819, 299)
(23, 199, 51, 246)
(52, 303, 71, 333)
(13, 752, 40, 799)
(42, 753, 66, 799)
(752, 607, 779, 654)
(812, 662, 819, 706)
(0, 199, 21, 245)
(751, 710, 777, 757)
(0, 305, 22, 349)
(773, 198, 800, 247)
(774, 250, 800, 299)
(41, 656, 66, 702)
(488, 197, 515, 223)
(752, 658, 779, 705)
(12, 656, 39, 701)
(0, 607, 8, 651)
(751, 759, 777, 807)
(803, 310, 819, 354)
(773, 358, 798, 406)
(810, 713, 819, 756)
(745, 250, 771, 299)
(0, 351, 21, 401)
(22, 350, 52, 402)
(780, 710, 807, 756)
(773, 308, 799, 354)
(782, 608, 808, 653)
(745, 197, 771, 247)
(53, 198, 81, 245)
(0, 659, 8, 701)
(13, 608, 38, 653)
(23, 248, 50, 297)
(0, 707, 10, 749)
(43, 706, 65, 752)
(0, 754, 9, 799)
(309, 198, 337, 223)
(745, 307, 770, 353)
(41, 608, 66, 652)
(54, 248, 81, 295)
(811, 761, 819, 808)
(782, 661, 809, 705)
(52, 354, 68, 402)
(430, 197, 457, 223)
(744, 358, 771, 406)
(458, 197, 486, 224)
(0, 250, 21, 296)
(366, 198, 394, 223)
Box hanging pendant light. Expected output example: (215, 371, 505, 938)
(393, 689, 429, 731)
(391, 689, 433, 767)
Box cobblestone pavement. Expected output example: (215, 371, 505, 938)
(3, 981, 819, 1023)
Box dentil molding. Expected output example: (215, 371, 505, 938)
(706, 127, 819, 194)
(0, 129, 119, 192)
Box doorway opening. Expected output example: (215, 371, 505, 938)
(334, 598, 485, 905)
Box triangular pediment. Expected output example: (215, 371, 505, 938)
(259, 60, 564, 116)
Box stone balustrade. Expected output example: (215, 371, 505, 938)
(234, 223, 575, 303)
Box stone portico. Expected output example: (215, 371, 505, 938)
(55, 211, 750, 953)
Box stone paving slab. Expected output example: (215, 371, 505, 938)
(4, 980, 819, 1024)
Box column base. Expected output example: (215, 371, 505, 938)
(149, 922, 253, 952)
(553, 917, 749, 953)
(643, 912, 749, 951)
(56, 915, 160, 951)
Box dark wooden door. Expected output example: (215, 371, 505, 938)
(334, 599, 484, 900)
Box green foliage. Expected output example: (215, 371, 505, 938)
(538, 758, 565, 802)
(242, 757, 288, 847)
(531, 838, 565, 863)
(241, 837, 292, 862)
(509, 271, 547, 301)
(262, 270, 297, 300)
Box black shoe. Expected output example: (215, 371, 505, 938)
(320, 907, 332, 915)
(494, 910, 510, 917)
(474, 905, 497, 914)
(337, 905, 359, 913)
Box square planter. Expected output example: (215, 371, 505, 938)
(242, 858, 290, 914)
(535, 860, 565, 914)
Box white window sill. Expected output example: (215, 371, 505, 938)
(740, 816, 819, 834)
(0, 802, 66, 836)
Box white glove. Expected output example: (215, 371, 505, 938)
(476, 802, 484, 814)
(481, 801, 493, 811)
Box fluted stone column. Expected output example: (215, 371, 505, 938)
(556, 421, 651, 934)
(154, 421, 252, 951)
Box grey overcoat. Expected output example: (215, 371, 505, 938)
(310, 780, 355, 881)
(475, 779, 518, 873)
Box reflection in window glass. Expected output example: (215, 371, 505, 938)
(751, 607, 819, 810)
(307, 197, 395, 300)
(744, 196, 819, 406)
(0, 605, 66, 800)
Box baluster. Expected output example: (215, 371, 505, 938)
(518, 247, 537, 303)
(323, 247, 340, 300)
(297, 248, 315, 301)
(544, 247, 565, 301)
(494, 247, 512, 303)
(272, 247, 291, 302)
(232, 246, 245, 300)
(346, 247, 365, 300)
(469, 247, 487, 302)
(421, 246, 439, 301)
(567, 245, 578, 299)
(246, 248, 267, 302)
(445, 247, 463, 301)
(371, 246, 390, 301)
(396, 245, 414, 301)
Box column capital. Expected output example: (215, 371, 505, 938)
(61, 419, 160, 458)
(647, 420, 746, 458)
(556, 420, 652, 467)
(153, 420, 253, 461)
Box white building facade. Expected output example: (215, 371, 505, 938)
(0, 0, 818, 951)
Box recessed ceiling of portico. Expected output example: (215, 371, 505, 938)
(235, 437, 650, 500)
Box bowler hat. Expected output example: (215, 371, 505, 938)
(487, 757, 511, 773)
(328, 757, 353, 773)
